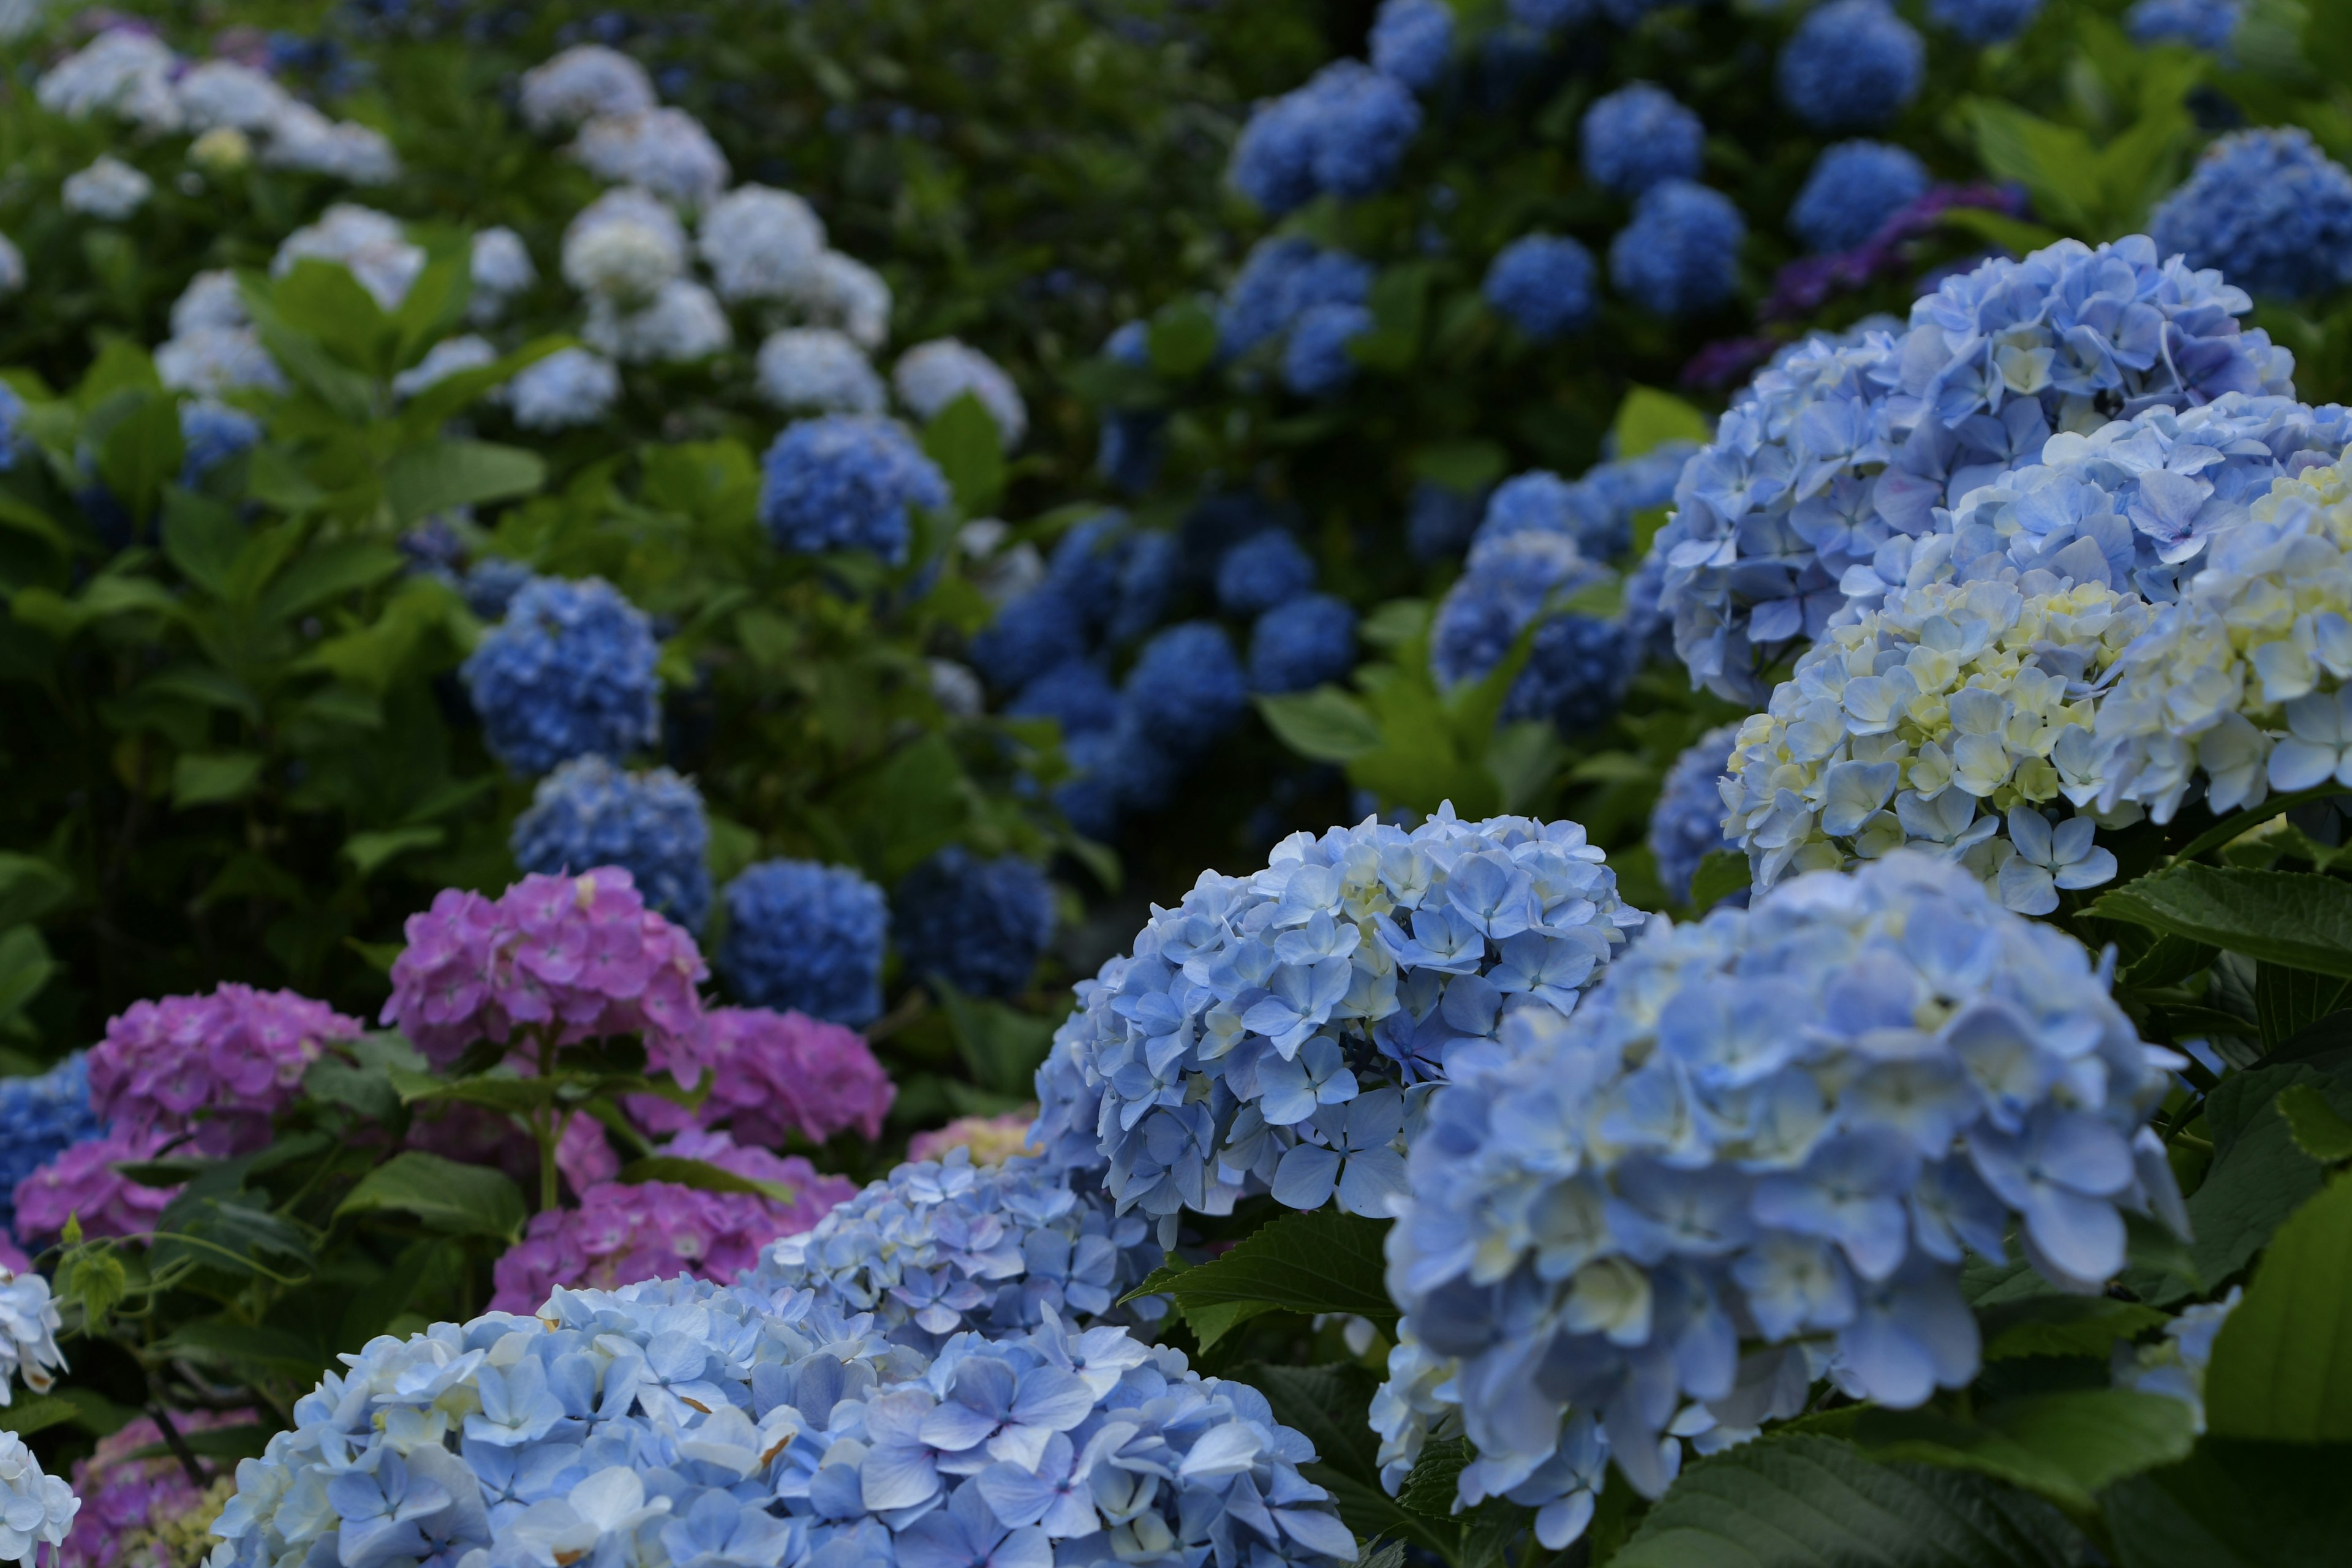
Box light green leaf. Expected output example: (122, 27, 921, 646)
(2276, 1085, 2352, 1163)
(1257, 688, 1381, 763)
(2204, 1173, 2352, 1441)
(383, 441, 546, 527)
(2089, 865, 2352, 979)
(0, 853, 73, 930)
(1129, 1208, 1395, 1326)
(1611, 386, 1713, 459)
(1687, 850, 1751, 913)
(921, 394, 1005, 517)
(1486, 720, 1564, 814)
(95, 392, 185, 527)
(159, 489, 247, 597)
(342, 826, 445, 880)
(172, 752, 263, 809)
(335, 1152, 527, 1240)
(1409, 440, 1508, 494)
(1852, 1390, 2197, 1513)
(1146, 301, 1218, 379)
(0, 1395, 83, 1437)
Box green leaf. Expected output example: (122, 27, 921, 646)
(936, 984, 1056, 1098)
(1485, 720, 1564, 814)
(155, 1319, 324, 1378)
(96, 392, 186, 527)
(2089, 865, 2352, 979)
(1852, 1390, 2197, 1513)
(1132, 1208, 1396, 1327)
(386, 1066, 556, 1114)
(1611, 386, 1714, 458)
(2255, 963, 2349, 1049)
(0, 927, 57, 1023)
(1396, 1439, 1469, 1518)
(1687, 850, 1751, 913)
(922, 394, 1005, 516)
(617, 1156, 802, 1206)
(0, 1396, 83, 1437)
(2275, 1084, 2352, 1163)
(1614, 1435, 2081, 1568)
(159, 489, 247, 597)
(335, 1152, 526, 1240)
(383, 441, 546, 527)
(1981, 1295, 2168, 1362)
(1257, 688, 1381, 763)
(1409, 441, 1508, 494)
(254, 540, 407, 623)
(172, 752, 263, 809)
(2204, 1173, 2352, 1441)
(1937, 206, 2064, 257)
(342, 826, 445, 880)
(0, 853, 74, 930)
(1235, 1361, 1458, 1561)
(1146, 301, 1218, 378)
(1180, 1298, 1283, 1349)
(1351, 1542, 1403, 1568)
(57, 1249, 127, 1325)
(1964, 99, 2100, 233)
(2103, 1438, 2352, 1568)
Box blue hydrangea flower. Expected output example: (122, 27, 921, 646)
(1928, 0, 2045, 42)
(1509, 0, 1595, 26)
(1433, 533, 1636, 733)
(1646, 725, 1740, 905)
(1031, 806, 1643, 1234)
(1250, 594, 1359, 694)
(0, 383, 24, 474)
(891, 847, 1057, 1001)
(1648, 235, 2299, 701)
(1096, 410, 1164, 496)
(756, 413, 950, 565)
(2127, 0, 2241, 52)
(1010, 660, 1120, 737)
(1229, 61, 1423, 217)
(1377, 852, 2186, 1538)
(178, 400, 262, 484)
(1055, 720, 1177, 840)
(1474, 469, 1631, 561)
(1407, 481, 1488, 562)
(1283, 302, 1373, 398)
(972, 588, 1090, 693)
(510, 755, 712, 930)
(0, 1054, 98, 1246)
(1608, 180, 1744, 317)
(1789, 140, 1930, 254)
(718, 858, 888, 1025)
(1371, 0, 1453, 92)
(1106, 527, 1180, 644)
(462, 557, 535, 622)
(747, 1152, 1165, 1352)
(1580, 83, 1703, 198)
(1778, 0, 1924, 132)
(461, 575, 662, 777)
(1122, 622, 1247, 756)
(1216, 530, 1319, 617)
(2151, 127, 2352, 301)
(1483, 235, 1599, 342)
(1218, 238, 1375, 359)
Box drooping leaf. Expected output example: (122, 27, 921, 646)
(383, 441, 546, 527)
(2203, 1174, 2352, 1441)
(1257, 688, 1381, 763)
(1851, 1390, 2196, 1513)
(335, 1152, 527, 1240)
(1128, 1208, 1395, 1327)
(2090, 865, 2352, 980)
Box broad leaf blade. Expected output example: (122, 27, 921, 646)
(2090, 865, 2352, 980)
(1136, 1208, 1395, 1326)
(2204, 1173, 2352, 1441)
(336, 1152, 527, 1240)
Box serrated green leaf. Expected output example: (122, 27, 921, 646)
(2204, 1173, 2352, 1441)
(0, 1395, 83, 1437)
(1256, 688, 1381, 763)
(1396, 1438, 1468, 1517)
(2090, 865, 2352, 979)
(1131, 1208, 1395, 1325)
(335, 1152, 526, 1240)
(1687, 850, 1751, 913)
(2275, 1084, 2352, 1162)
(1852, 1390, 2196, 1513)
(1980, 1295, 2168, 1362)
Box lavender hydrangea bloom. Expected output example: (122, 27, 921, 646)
(1608, 181, 1744, 318)
(1377, 853, 2185, 1541)
(1928, 0, 2045, 43)
(1647, 725, 1740, 905)
(1433, 533, 1637, 733)
(1789, 141, 1930, 254)
(1580, 84, 1702, 198)
(1229, 61, 1422, 217)
(0, 1056, 99, 1248)
(891, 848, 1057, 1001)
(1250, 595, 1359, 694)
(1370, 0, 1454, 92)
(2151, 127, 2352, 302)
(718, 859, 888, 1026)
(756, 415, 951, 565)
(1483, 235, 1598, 342)
(511, 756, 713, 930)
(1778, 0, 1923, 132)
(461, 576, 662, 776)
(1032, 807, 1642, 1235)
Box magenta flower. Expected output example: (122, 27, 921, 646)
(13, 1126, 178, 1242)
(627, 1005, 893, 1148)
(61, 1408, 254, 1568)
(89, 984, 361, 1156)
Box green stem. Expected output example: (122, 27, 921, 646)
(535, 1028, 564, 1213)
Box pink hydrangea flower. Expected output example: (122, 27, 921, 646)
(90, 984, 361, 1156)
(13, 1126, 179, 1242)
(384, 869, 710, 1072)
(61, 1408, 251, 1568)
(627, 1006, 893, 1148)
(556, 1110, 624, 1195)
(908, 1108, 1042, 1167)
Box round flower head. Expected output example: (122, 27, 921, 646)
(626, 1005, 894, 1148)
(1777, 0, 1923, 132)
(460, 575, 661, 777)
(0, 1430, 77, 1567)
(562, 186, 687, 305)
(1483, 235, 1598, 343)
(1033, 806, 1643, 1235)
(13, 1125, 178, 1243)
(891, 848, 1056, 1001)
(178, 401, 262, 486)
(1789, 140, 1930, 254)
(1580, 84, 1702, 198)
(796, 249, 894, 349)
(1379, 852, 2185, 1537)
(1218, 237, 1373, 359)
(1011, 659, 1120, 737)
(583, 278, 732, 364)
(972, 589, 1090, 693)
(894, 339, 1028, 450)
(746, 1152, 1166, 1352)
(1928, 0, 2045, 43)
(511, 756, 713, 930)
(699, 186, 826, 303)
(756, 328, 884, 415)
(1648, 233, 2298, 702)
(1648, 725, 1741, 907)
(1122, 622, 1247, 756)
(470, 226, 537, 322)
(259, 105, 399, 186)
(1370, 0, 1455, 92)
(504, 347, 621, 431)
(156, 326, 284, 398)
(519, 43, 657, 132)
(1216, 530, 1317, 617)
(391, 334, 498, 399)
(572, 108, 729, 208)
(2152, 127, 2352, 302)
(1474, 469, 1632, 562)
(0, 1055, 100, 1244)
(909, 1112, 1044, 1167)
(1251, 594, 1359, 695)
(1229, 59, 1422, 217)
(383, 867, 710, 1071)
(273, 203, 424, 311)
(1608, 179, 1744, 318)
(36, 29, 179, 129)
(2127, 0, 2241, 52)
(61, 156, 151, 221)
(1283, 303, 1373, 399)
(1432, 533, 1637, 734)
(464, 558, 535, 622)
(90, 985, 361, 1157)
(718, 858, 889, 1027)
(757, 414, 950, 565)
(0, 1268, 63, 1404)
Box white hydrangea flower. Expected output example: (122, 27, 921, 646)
(392, 335, 499, 399)
(36, 29, 180, 130)
(502, 347, 622, 430)
(156, 327, 287, 396)
(171, 270, 247, 334)
(698, 184, 826, 303)
(795, 249, 892, 349)
(0, 1272, 63, 1405)
(572, 108, 728, 208)
(519, 43, 657, 134)
(0, 1430, 75, 1566)
(260, 102, 400, 185)
(560, 186, 686, 305)
(172, 58, 293, 130)
(273, 204, 424, 309)
(61, 155, 151, 221)
(755, 327, 884, 414)
(1725, 575, 2144, 912)
(894, 337, 1027, 450)
(582, 279, 731, 364)
(467, 227, 536, 323)
(0, 234, 21, 298)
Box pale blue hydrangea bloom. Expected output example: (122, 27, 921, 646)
(1607, 180, 1743, 318)
(1431, 533, 1637, 734)
(1031, 807, 1643, 1238)
(0, 1269, 64, 1405)
(0, 1428, 75, 1565)
(1646, 725, 1740, 906)
(1376, 852, 2185, 1544)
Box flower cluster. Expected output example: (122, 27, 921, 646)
(156, 271, 285, 398)
(564, 187, 688, 307)
(461, 575, 663, 777)
(0, 1431, 77, 1568)
(62, 156, 151, 221)
(1216, 531, 1318, 618)
(573, 110, 730, 208)
(747, 1152, 1165, 1352)
(1431, 533, 1637, 736)
(0, 1055, 101, 1248)
(1283, 303, 1374, 399)
(1789, 141, 1930, 254)
(757, 415, 951, 565)
(1580, 85, 1702, 199)
(2127, 0, 2241, 52)
(1379, 853, 2184, 1540)
(519, 44, 657, 131)
(626, 1006, 895, 1149)
(894, 341, 1028, 451)
(89, 984, 361, 1158)
(717, 859, 889, 1027)
(891, 849, 1057, 1001)
(505, 348, 622, 431)
(511, 758, 714, 932)
(1649, 234, 2296, 701)
(1229, 61, 1422, 217)
(0, 1270, 63, 1404)
(757, 328, 886, 415)
(59, 1409, 251, 1568)
(699, 186, 826, 303)
(1483, 235, 1599, 344)
(908, 1112, 1043, 1169)
(1607, 181, 1744, 318)
(12, 1126, 178, 1244)
(273, 204, 425, 311)
(1216, 239, 1374, 362)
(1777, 0, 1923, 132)
(383, 869, 709, 1072)
(1370, 0, 1455, 93)
(1034, 807, 1643, 1235)
(2150, 127, 2352, 303)
(1250, 595, 1360, 695)
(1928, 0, 2045, 44)
(584, 279, 732, 364)
(1646, 725, 1741, 907)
